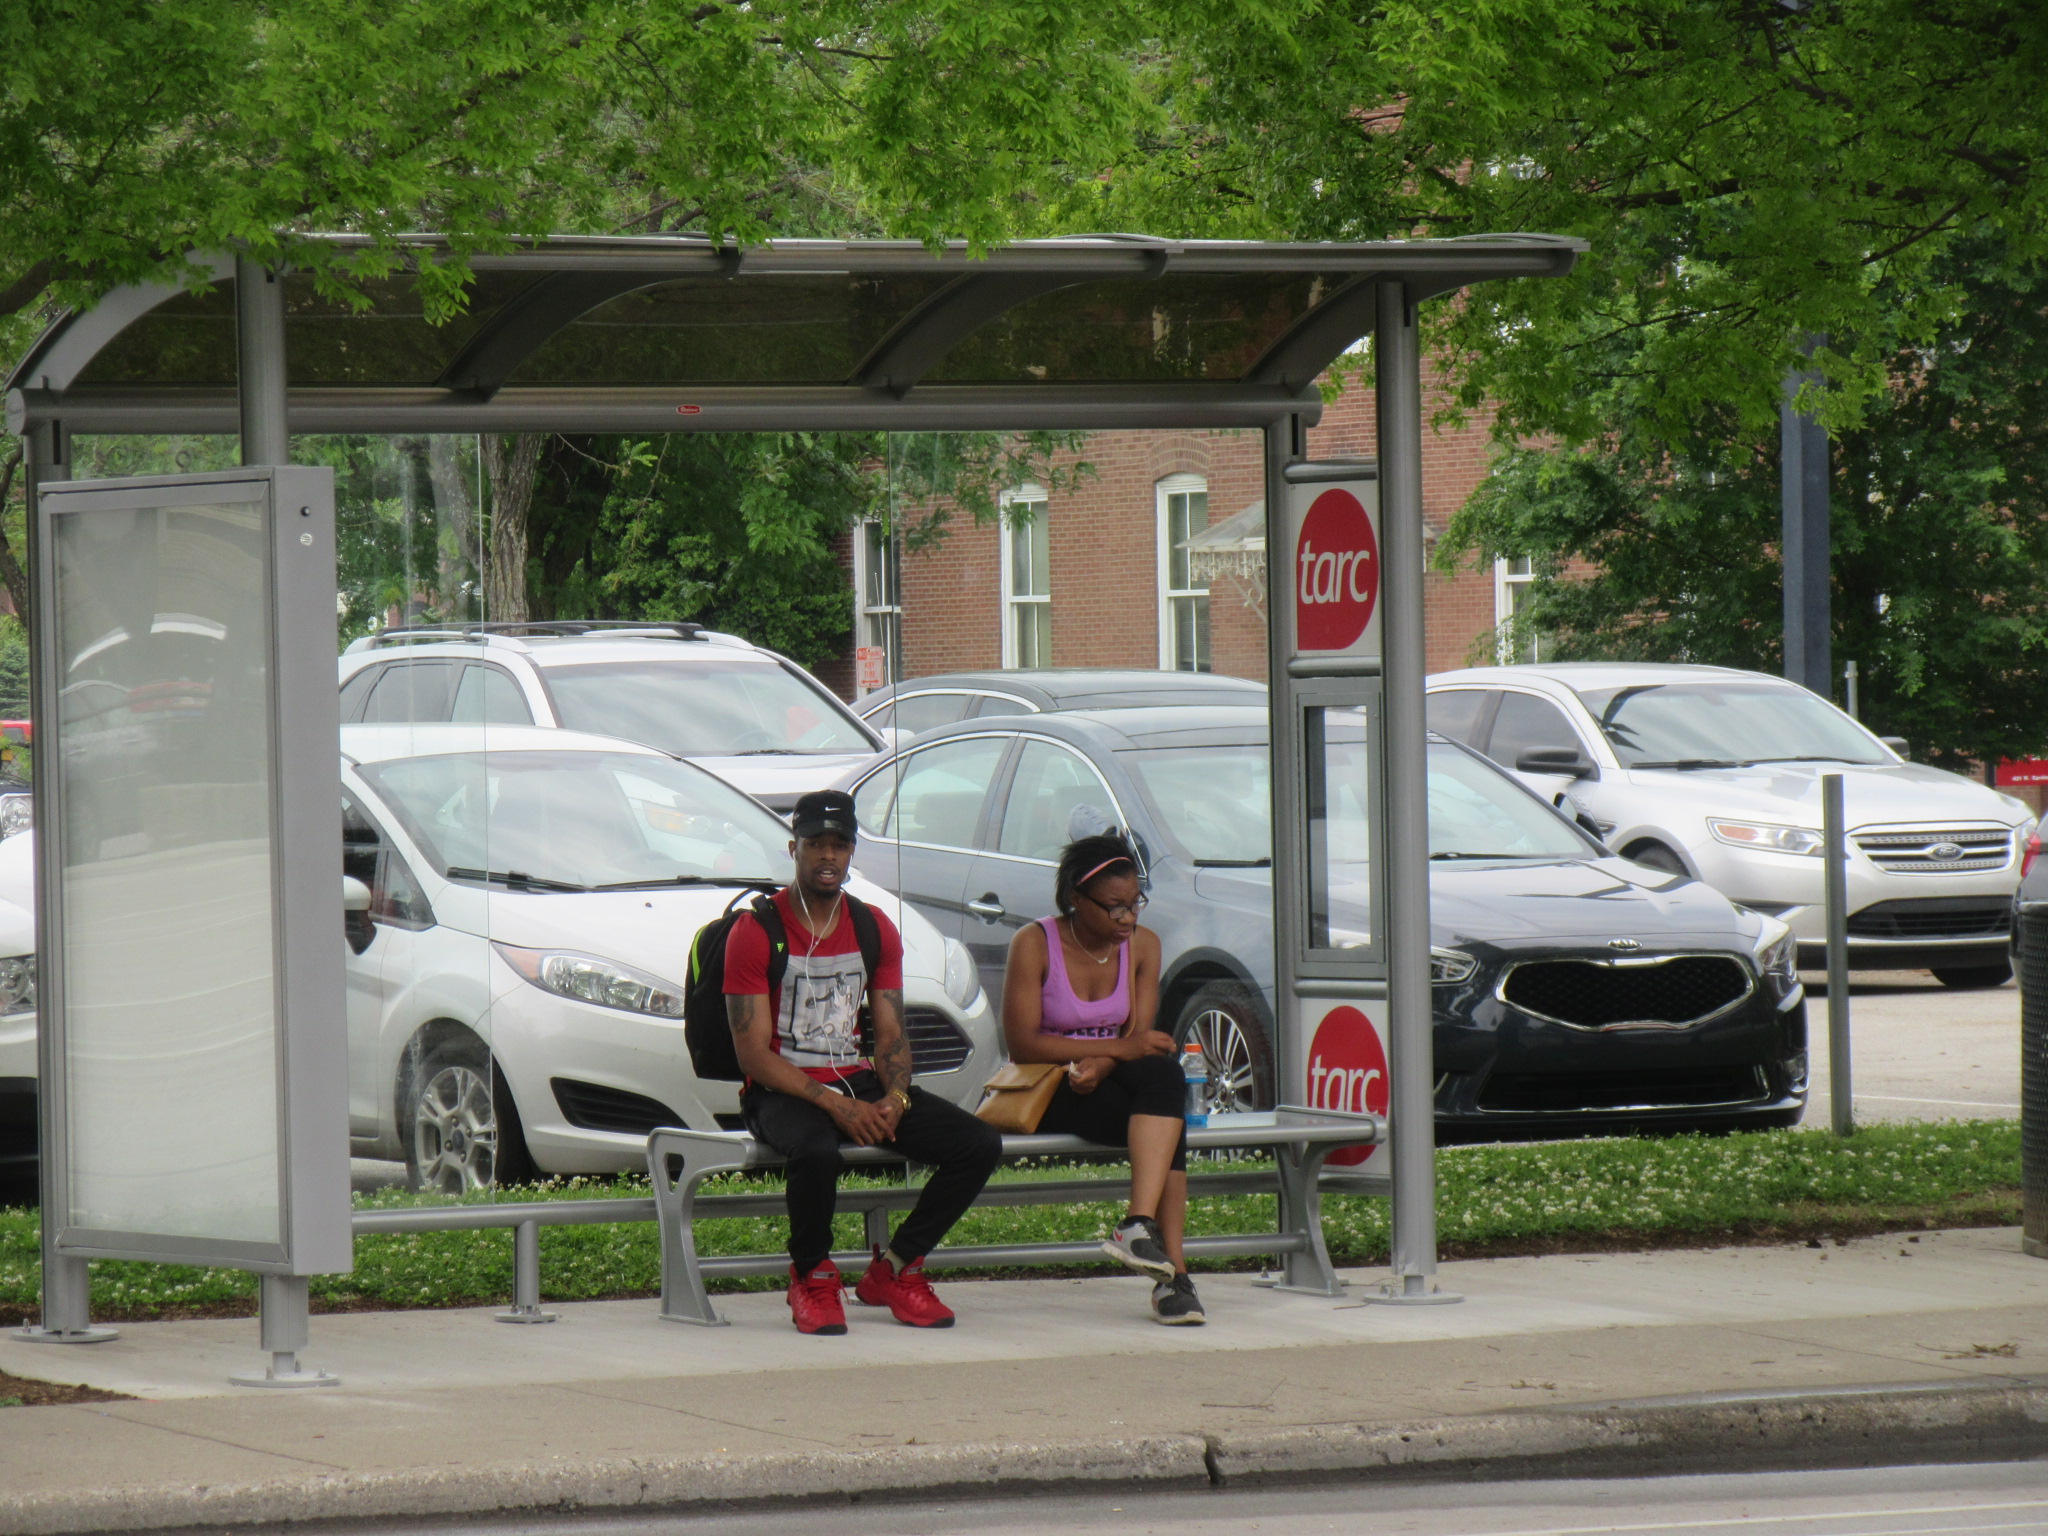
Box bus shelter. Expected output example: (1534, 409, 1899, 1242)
(6, 234, 1581, 1366)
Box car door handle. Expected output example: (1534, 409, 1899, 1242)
(966, 895, 1006, 922)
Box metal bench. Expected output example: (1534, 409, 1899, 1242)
(645, 1106, 1383, 1326)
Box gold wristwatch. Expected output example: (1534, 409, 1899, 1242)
(888, 1088, 913, 1115)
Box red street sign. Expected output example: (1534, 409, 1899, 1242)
(855, 646, 887, 692)
(1306, 1003, 1388, 1167)
(1294, 487, 1380, 653)
(1998, 759, 2048, 787)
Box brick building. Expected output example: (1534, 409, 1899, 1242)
(821, 366, 1531, 700)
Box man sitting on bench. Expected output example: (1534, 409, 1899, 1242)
(725, 789, 1002, 1335)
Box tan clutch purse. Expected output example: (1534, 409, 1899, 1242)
(975, 1061, 1064, 1133)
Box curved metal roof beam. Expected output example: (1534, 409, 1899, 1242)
(6, 252, 236, 395)
(1244, 275, 1385, 392)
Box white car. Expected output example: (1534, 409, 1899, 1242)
(0, 877, 37, 1181)
(0, 728, 997, 1192)
(339, 724, 995, 1187)
(338, 623, 887, 814)
(1427, 663, 2034, 987)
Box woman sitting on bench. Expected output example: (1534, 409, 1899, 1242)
(1000, 833, 1204, 1326)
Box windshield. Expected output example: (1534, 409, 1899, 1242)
(1575, 681, 1884, 768)
(1428, 747, 1593, 860)
(356, 749, 788, 891)
(543, 659, 876, 757)
(1122, 739, 1586, 864)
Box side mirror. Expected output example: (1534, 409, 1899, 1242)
(342, 875, 375, 955)
(343, 875, 372, 913)
(1879, 735, 1910, 759)
(1515, 747, 1596, 780)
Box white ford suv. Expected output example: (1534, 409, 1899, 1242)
(1427, 663, 2034, 987)
(338, 622, 886, 813)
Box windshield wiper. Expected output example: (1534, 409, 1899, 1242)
(591, 875, 781, 892)
(1431, 851, 1532, 860)
(1194, 857, 1271, 868)
(444, 866, 588, 893)
(729, 748, 803, 756)
(1747, 755, 1882, 765)
(1628, 758, 1752, 770)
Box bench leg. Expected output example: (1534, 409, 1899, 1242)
(863, 1203, 891, 1256)
(650, 1138, 749, 1327)
(1264, 1145, 1348, 1297)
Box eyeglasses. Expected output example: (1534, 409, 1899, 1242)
(1082, 891, 1148, 923)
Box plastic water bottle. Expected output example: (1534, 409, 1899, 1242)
(1180, 1041, 1211, 1126)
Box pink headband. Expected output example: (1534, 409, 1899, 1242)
(1077, 856, 1132, 887)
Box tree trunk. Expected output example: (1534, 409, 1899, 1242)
(424, 435, 481, 598)
(481, 433, 541, 623)
(0, 448, 29, 624)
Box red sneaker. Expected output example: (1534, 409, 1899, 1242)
(854, 1245, 956, 1328)
(787, 1260, 847, 1335)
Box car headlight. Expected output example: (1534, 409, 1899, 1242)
(942, 936, 982, 1010)
(0, 953, 33, 1016)
(492, 943, 683, 1017)
(1752, 920, 1797, 994)
(0, 795, 31, 840)
(1431, 946, 1477, 984)
(1708, 819, 1824, 857)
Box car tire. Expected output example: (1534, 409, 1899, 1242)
(1172, 980, 1274, 1113)
(403, 1035, 539, 1193)
(1931, 961, 2013, 990)
(1621, 840, 1688, 876)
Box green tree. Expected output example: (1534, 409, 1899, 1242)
(1442, 253, 2048, 770)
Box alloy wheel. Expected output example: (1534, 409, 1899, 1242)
(1185, 1005, 1260, 1113)
(411, 1063, 499, 1194)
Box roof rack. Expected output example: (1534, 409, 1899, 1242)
(365, 620, 706, 648)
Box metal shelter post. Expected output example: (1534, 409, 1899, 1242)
(1372, 281, 1456, 1305)
(1823, 773, 1853, 1136)
(237, 254, 289, 466)
(17, 420, 116, 1346)
(1781, 358, 1830, 697)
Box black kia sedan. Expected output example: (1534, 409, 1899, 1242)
(838, 705, 1808, 1137)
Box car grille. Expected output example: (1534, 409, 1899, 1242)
(551, 1078, 685, 1137)
(1500, 955, 1753, 1030)
(906, 1008, 972, 1074)
(1846, 897, 2011, 941)
(1478, 1066, 1770, 1114)
(1853, 825, 2012, 873)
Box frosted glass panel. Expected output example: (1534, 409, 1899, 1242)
(55, 499, 281, 1244)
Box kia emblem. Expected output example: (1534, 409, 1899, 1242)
(1608, 937, 1641, 951)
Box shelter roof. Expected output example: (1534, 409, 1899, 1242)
(6, 234, 1582, 436)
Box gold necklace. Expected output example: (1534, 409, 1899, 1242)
(1063, 916, 1114, 965)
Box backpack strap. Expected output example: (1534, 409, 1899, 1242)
(749, 894, 790, 993)
(845, 894, 883, 983)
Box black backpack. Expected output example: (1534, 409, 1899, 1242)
(683, 889, 883, 1081)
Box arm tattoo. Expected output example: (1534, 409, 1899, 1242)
(725, 994, 756, 1036)
(873, 987, 912, 1095)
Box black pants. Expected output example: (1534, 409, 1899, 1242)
(1037, 1054, 1189, 1172)
(741, 1070, 1002, 1272)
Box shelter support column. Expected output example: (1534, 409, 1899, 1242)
(17, 421, 115, 1345)
(1374, 281, 1456, 1303)
(237, 254, 289, 466)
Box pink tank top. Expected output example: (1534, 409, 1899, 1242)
(1037, 916, 1130, 1040)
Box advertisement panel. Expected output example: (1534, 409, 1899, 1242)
(1283, 463, 1381, 663)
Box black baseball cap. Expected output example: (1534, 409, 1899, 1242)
(791, 789, 858, 842)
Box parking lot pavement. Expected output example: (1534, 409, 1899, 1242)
(1804, 970, 2019, 1126)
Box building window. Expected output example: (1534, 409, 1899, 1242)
(1494, 556, 1549, 663)
(1158, 475, 1211, 672)
(1002, 486, 1051, 669)
(852, 520, 901, 695)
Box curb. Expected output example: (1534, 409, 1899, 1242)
(4, 1378, 2046, 1535)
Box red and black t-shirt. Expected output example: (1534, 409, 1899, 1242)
(722, 889, 904, 1083)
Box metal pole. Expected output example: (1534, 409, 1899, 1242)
(1823, 773, 1853, 1135)
(1780, 356, 1830, 696)
(236, 253, 289, 466)
(15, 421, 115, 1347)
(1369, 282, 1456, 1304)
(1844, 659, 1859, 719)
(231, 1274, 337, 1387)
(496, 1218, 558, 1324)
(1263, 418, 1306, 1104)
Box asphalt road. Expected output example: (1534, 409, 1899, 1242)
(308, 1461, 2048, 1536)
(1805, 968, 2019, 1126)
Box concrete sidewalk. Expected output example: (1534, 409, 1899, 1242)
(5, 1227, 2047, 1533)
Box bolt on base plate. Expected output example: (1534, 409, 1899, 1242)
(14, 1323, 119, 1344)
(230, 1351, 340, 1388)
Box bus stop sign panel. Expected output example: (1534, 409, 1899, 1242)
(1287, 468, 1381, 660)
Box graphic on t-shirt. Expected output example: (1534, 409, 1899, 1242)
(777, 954, 866, 1068)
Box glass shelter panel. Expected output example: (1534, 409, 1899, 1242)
(1303, 704, 1376, 956)
(53, 497, 282, 1243)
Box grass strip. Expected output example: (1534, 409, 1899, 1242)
(0, 1120, 2018, 1326)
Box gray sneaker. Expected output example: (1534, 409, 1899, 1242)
(1102, 1216, 1176, 1281)
(1151, 1273, 1205, 1325)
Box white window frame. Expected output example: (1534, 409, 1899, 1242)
(1000, 484, 1051, 669)
(1493, 555, 1547, 664)
(851, 518, 901, 697)
(1156, 473, 1211, 672)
